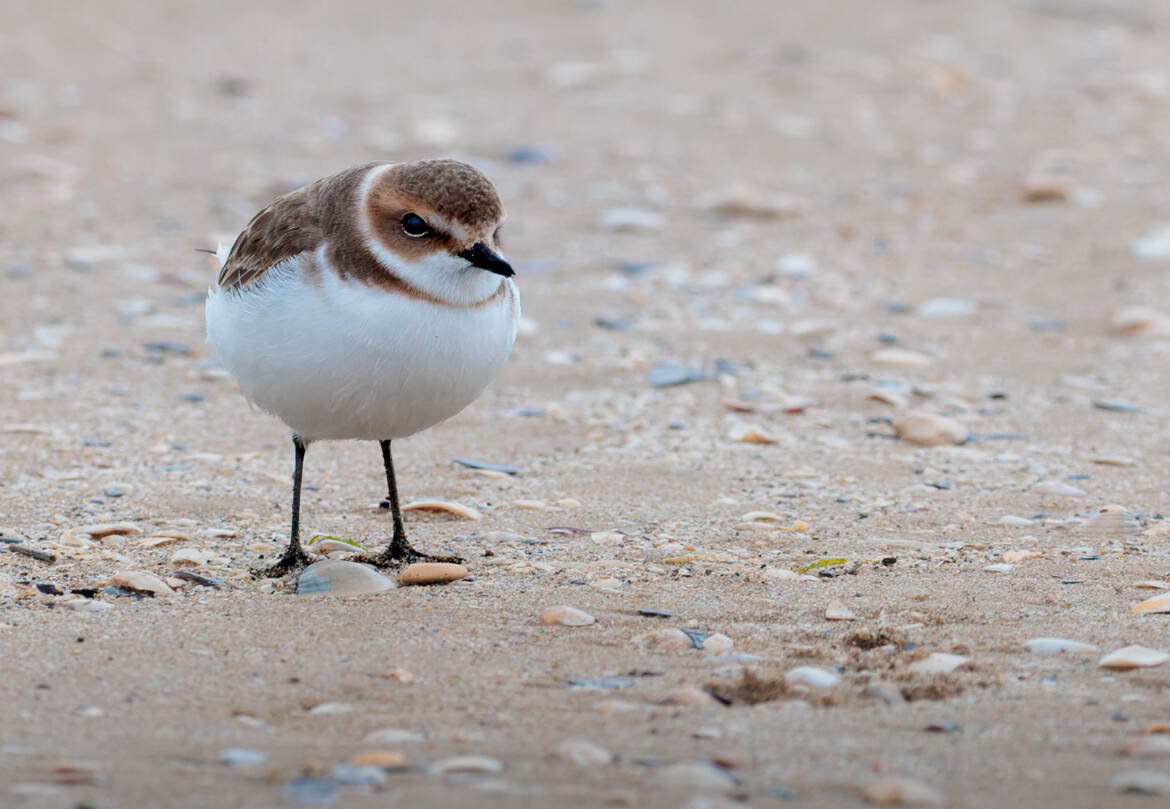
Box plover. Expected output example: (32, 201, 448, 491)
(205, 160, 519, 576)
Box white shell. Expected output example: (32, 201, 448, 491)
(906, 653, 970, 675)
(1024, 638, 1099, 655)
(785, 666, 841, 688)
(296, 560, 394, 597)
(1099, 645, 1170, 669)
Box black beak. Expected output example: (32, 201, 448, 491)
(458, 242, 514, 277)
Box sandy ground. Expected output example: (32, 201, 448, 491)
(3, 1, 1170, 807)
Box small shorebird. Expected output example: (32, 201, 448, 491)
(205, 160, 519, 577)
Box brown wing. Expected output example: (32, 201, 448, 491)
(215, 189, 323, 290)
(215, 162, 383, 291)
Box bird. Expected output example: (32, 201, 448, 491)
(204, 159, 519, 577)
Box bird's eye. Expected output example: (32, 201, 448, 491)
(401, 213, 431, 237)
(492, 227, 502, 247)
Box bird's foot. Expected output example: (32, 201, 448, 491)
(251, 546, 313, 579)
(355, 540, 463, 570)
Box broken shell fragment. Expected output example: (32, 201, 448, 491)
(297, 560, 394, 596)
(401, 500, 483, 520)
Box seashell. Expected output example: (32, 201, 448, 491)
(1099, 645, 1170, 669)
(785, 666, 840, 688)
(1131, 593, 1170, 616)
(169, 548, 208, 567)
(431, 755, 504, 774)
(1113, 770, 1170, 795)
(296, 560, 394, 597)
(1122, 737, 1170, 759)
(872, 348, 934, 369)
(892, 411, 968, 446)
(363, 728, 425, 744)
(983, 563, 1014, 573)
(701, 633, 734, 652)
(728, 425, 778, 444)
(633, 628, 693, 652)
(1081, 505, 1140, 539)
(862, 777, 944, 806)
(352, 750, 405, 768)
(397, 562, 468, 586)
(76, 522, 141, 538)
(540, 605, 596, 626)
(650, 761, 738, 792)
(1024, 638, 1098, 655)
(1112, 306, 1170, 337)
(590, 531, 626, 546)
(1002, 550, 1041, 562)
(740, 511, 784, 523)
(1034, 481, 1086, 497)
(825, 600, 856, 621)
(1134, 580, 1170, 590)
(308, 701, 355, 715)
(553, 738, 614, 767)
(110, 570, 174, 597)
(906, 653, 970, 675)
(401, 499, 482, 520)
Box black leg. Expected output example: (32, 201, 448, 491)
(357, 440, 463, 569)
(253, 435, 313, 578)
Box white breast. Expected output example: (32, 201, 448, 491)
(205, 252, 519, 442)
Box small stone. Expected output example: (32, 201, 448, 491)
(1099, 646, 1170, 670)
(76, 522, 140, 538)
(1020, 180, 1068, 203)
(110, 571, 175, 597)
(553, 738, 614, 767)
(701, 633, 734, 653)
(650, 761, 737, 792)
(862, 776, 945, 806)
(785, 666, 841, 689)
(647, 362, 705, 388)
(1114, 771, 1170, 795)
(872, 349, 934, 369)
(660, 687, 721, 707)
(398, 562, 469, 586)
(1131, 593, 1170, 616)
(892, 411, 968, 446)
(297, 560, 394, 596)
(825, 600, 857, 621)
(861, 683, 907, 705)
(352, 750, 405, 768)
(432, 755, 504, 774)
(1034, 481, 1087, 497)
(633, 628, 694, 652)
(1024, 638, 1098, 655)
(331, 764, 388, 786)
(102, 485, 125, 498)
(307, 701, 355, 715)
(906, 653, 970, 675)
(284, 777, 337, 805)
(1133, 226, 1170, 261)
(916, 298, 976, 317)
(1121, 737, 1170, 759)
(218, 748, 267, 767)
(598, 208, 665, 232)
(540, 605, 596, 626)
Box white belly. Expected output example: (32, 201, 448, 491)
(205, 256, 519, 441)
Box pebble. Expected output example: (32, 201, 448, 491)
(283, 777, 337, 805)
(916, 298, 976, 318)
(862, 776, 945, 806)
(297, 560, 394, 596)
(906, 653, 970, 675)
(892, 411, 968, 446)
(1024, 638, 1098, 655)
(1132, 226, 1170, 260)
(598, 208, 665, 233)
(432, 755, 504, 774)
(785, 666, 841, 689)
(540, 605, 596, 626)
(862, 683, 907, 705)
(110, 570, 175, 597)
(330, 764, 388, 786)
(1121, 737, 1170, 759)
(398, 562, 470, 586)
(1131, 593, 1170, 616)
(825, 600, 857, 621)
(401, 499, 482, 520)
(62, 598, 113, 613)
(218, 748, 267, 767)
(1113, 771, 1170, 795)
(1099, 646, 1170, 670)
(872, 349, 934, 369)
(553, 738, 614, 767)
(650, 762, 737, 792)
(701, 633, 734, 653)
(646, 362, 706, 388)
(634, 628, 694, 652)
(77, 522, 140, 538)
